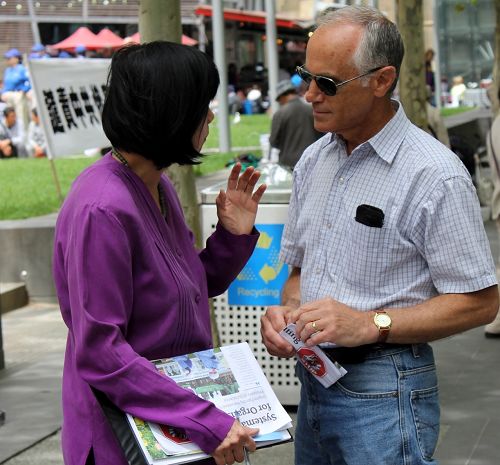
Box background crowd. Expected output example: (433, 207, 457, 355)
(0, 46, 48, 159)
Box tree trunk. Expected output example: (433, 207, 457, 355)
(397, 0, 428, 130)
(490, 0, 500, 116)
(139, 0, 202, 248)
(139, 0, 181, 43)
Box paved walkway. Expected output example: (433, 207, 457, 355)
(1, 177, 500, 464)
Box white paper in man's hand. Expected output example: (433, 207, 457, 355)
(279, 323, 347, 388)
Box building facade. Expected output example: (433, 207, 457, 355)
(0, 0, 495, 89)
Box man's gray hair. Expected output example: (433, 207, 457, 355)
(316, 6, 404, 92)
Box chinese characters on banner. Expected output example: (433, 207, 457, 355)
(27, 58, 111, 158)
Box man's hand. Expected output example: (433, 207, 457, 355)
(291, 297, 376, 347)
(212, 420, 258, 465)
(261, 305, 296, 358)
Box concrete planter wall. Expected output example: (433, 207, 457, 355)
(0, 214, 57, 302)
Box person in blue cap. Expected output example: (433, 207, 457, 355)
(1, 48, 31, 130)
(29, 43, 46, 60)
(75, 44, 87, 59)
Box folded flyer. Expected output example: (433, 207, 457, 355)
(280, 323, 347, 388)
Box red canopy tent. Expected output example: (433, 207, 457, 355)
(95, 28, 124, 49)
(123, 32, 198, 46)
(52, 26, 103, 51)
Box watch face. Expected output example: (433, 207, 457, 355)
(375, 313, 391, 328)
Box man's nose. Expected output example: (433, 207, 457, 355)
(305, 80, 324, 103)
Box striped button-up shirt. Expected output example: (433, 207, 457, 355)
(280, 102, 496, 311)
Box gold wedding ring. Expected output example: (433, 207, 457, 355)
(312, 321, 318, 330)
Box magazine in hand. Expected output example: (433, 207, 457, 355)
(127, 342, 293, 465)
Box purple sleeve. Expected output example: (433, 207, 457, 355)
(64, 205, 233, 453)
(200, 222, 260, 297)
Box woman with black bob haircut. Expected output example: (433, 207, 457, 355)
(102, 41, 219, 168)
(53, 41, 266, 465)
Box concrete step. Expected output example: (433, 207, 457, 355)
(0, 282, 29, 314)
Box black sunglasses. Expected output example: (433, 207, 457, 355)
(296, 65, 384, 96)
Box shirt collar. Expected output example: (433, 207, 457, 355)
(367, 100, 410, 164)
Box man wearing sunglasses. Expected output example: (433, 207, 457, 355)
(261, 5, 498, 465)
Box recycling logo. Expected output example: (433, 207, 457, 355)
(228, 224, 289, 306)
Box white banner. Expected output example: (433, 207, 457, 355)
(27, 58, 111, 158)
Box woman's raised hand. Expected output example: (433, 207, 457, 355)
(216, 163, 267, 235)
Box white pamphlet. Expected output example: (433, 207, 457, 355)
(280, 323, 347, 388)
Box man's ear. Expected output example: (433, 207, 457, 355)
(372, 66, 397, 97)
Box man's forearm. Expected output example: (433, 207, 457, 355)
(281, 267, 301, 309)
(382, 285, 499, 344)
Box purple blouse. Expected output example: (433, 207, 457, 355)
(53, 154, 259, 465)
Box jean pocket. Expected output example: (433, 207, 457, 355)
(411, 385, 440, 460)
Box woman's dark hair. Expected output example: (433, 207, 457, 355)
(102, 41, 219, 169)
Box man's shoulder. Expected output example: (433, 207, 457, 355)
(288, 97, 311, 109)
(401, 123, 470, 179)
(282, 97, 310, 113)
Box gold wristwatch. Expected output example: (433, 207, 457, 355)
(373, 310, 392, 343)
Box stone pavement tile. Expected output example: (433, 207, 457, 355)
(1, 303, 67, 367)
(0, 353, 63, 463)
(433, 327, 500, 465)
(0, 303, 66, 464)
(2, 430, 63, 465)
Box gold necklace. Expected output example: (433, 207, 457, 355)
(112, 147, 129, 167)
(111, 147, 167, 218)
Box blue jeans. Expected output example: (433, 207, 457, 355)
(294, 344, 439, 465)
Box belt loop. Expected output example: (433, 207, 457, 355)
(411, 344, 420, 358)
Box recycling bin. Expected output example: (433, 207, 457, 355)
(200, 163, 300, 405)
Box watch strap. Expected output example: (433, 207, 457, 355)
(374, 310, 391, 343)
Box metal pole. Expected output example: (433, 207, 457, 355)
(432, 0, 442, 109)
(212, 0, 231, 153)
(197, 18, 206, 53)
(48, 158, 64, 206)
(26, 0, 41, 44)
(82, 0, 88, 22)
(265, 0, 279, 114)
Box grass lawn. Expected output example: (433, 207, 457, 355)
(440, 106, 477, 118)
(0, 113, 271, 220)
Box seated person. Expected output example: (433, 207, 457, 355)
(0, 107, 17, 158)
(0, 136, 16, 158)
(1, 107, 27, 157)
(26, 108, 47, 158)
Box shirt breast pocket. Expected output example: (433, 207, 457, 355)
(339, 219, 393, 288)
